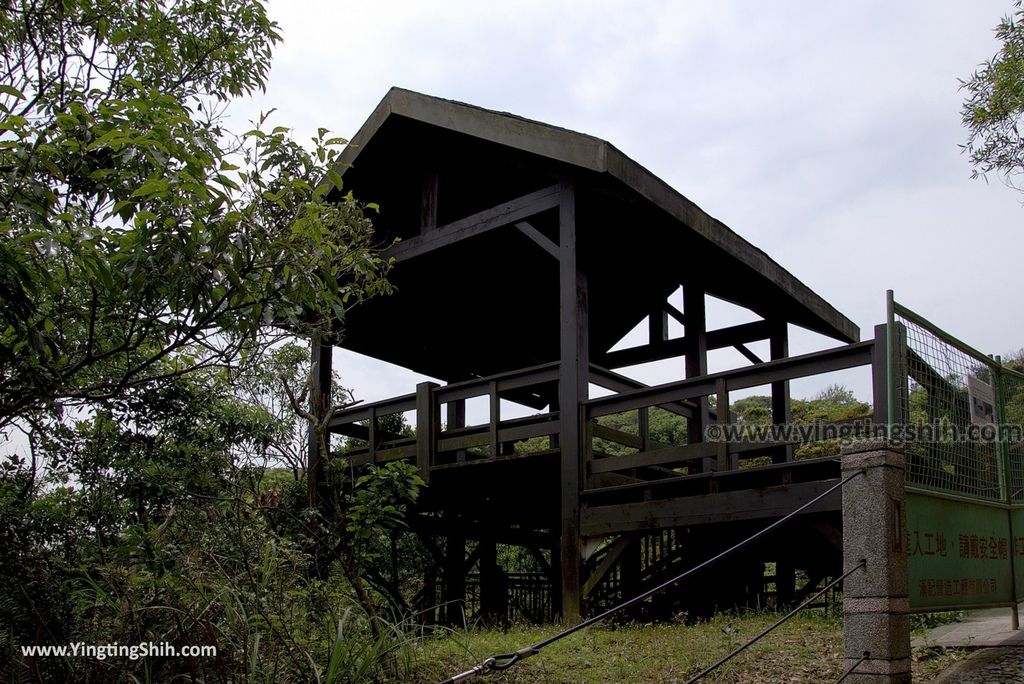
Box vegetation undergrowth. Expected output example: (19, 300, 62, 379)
(412, 610, 967, 683)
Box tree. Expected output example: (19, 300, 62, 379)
(0, 3, 425, 681)
(0, 0, 392, 433)
(961, 1, 1024, 192)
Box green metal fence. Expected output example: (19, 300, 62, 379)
(887, 291, 1024, 611)
(888, 291, 1024, 502)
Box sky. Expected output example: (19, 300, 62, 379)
(235, 0, 1024, 409)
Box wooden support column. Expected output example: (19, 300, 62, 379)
(683, 285, 711, 469)
(770, 321, 794, 463)
(420, 170, 439, 232)
(776, 557, 796, 606)
(307, 338, 333, 507)
(443, 513, 466, 626)
(558, 181, 587, 623)
(479, 530, 503, 625)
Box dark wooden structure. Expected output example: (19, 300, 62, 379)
(312, 88, 883, 624)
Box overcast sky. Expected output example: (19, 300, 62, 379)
(236, 1, 1023, 407)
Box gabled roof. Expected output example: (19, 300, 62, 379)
(330, 88, 859, 382)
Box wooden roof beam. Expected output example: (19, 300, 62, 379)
(385, 184, 561, 262)
(597, 319, 775, 369)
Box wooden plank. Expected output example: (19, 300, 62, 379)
(592, 422, 644, 450)
(327, 394, 416, 430)
(329, 421, 404, 443)
(515, 220, 559, 259)
(347, 442, 417, 467)
(582, 454, 841, 498)
(384, 184, 561, 262)
(580, 479, 842, 536)
(433, 362, 559, 403)
(729, 341, 873, 392)
(428, 448, 559, 471)
(589, 442, 717, 474)
(436, 417, 560, 452)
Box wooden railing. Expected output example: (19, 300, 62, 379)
(327, 362, 562, 480)
(326, 326, 888, 492)
(582, 339, 879, 486)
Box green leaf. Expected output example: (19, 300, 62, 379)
(327, 169, 344, 191)
(132, 178, 169, 198)
(0, 85, 25, 99)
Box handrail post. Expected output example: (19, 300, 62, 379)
(368, 405, 377, 464)
(638, 407, 649, 452)
(715, 378, 730, 472)
(416, 381, 440, 483)
(489, 380, 500, 457)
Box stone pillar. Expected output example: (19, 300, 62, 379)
(841, 440, 910, 683)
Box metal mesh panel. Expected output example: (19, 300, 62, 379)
(1003, 369, 1024, 504)
(895, 312, 1003, 501)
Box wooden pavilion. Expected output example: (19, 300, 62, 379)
(310, 88, 882, 624)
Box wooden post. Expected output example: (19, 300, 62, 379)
(683, 285, 710, 466)
(871, 324, 890, 425)
(770, 321, 793, 463)
(776, 557, 796, 606)
(558, 181, 587, 623)
(416, 382, 439, 484)
(715, 377, 732, 471)
(480, 530, 502, 624)
(307, 338, 333, 507)
(443, 515, 466, 626)
(447, 398, 466, 463)
(420, 170, 439, 233)
(489, 380, 500, 457)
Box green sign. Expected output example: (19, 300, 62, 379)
(906, 491, 1016, 611)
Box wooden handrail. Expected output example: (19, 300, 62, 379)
(586, 341, 874, 418)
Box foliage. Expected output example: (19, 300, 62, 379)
(961, 1, 1024, 192)
(0, 1, 419, 681)
(0, 0, 392, 431)
(2, 361, 425, 682)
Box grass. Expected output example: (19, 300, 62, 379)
(410, 611, 968, 683)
